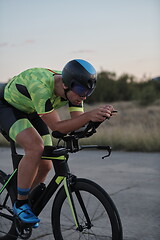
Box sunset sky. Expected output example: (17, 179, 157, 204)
(0, 0, 160, 82)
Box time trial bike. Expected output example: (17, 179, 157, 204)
(0, 120, 123, 240)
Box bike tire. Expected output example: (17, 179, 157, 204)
(52, 178, 123, 240)
(0, 170, 18, 240)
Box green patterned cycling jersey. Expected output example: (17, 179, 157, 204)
(4, 68, 84, 115)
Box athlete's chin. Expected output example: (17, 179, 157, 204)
(71, 100, 82, 105)
(76, 100, 82, 105)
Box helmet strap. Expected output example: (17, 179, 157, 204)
(64, 88, 70, 100)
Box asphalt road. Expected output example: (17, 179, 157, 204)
(0, 147, 160, 240)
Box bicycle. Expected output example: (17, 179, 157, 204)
(0, 120, 123, 240)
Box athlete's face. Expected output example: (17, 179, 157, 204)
(67, 90, 86, 105)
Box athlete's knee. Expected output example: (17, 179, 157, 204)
(16, 128, 45, 157)
(25, 139, 44, 157)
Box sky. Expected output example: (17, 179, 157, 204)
(0, 0, 160, 82)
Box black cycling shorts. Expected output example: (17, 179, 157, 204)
(0, 99, 52, 146)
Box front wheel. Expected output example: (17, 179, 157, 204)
(0, 170, 18, 240)
(52, 178, 123, 240)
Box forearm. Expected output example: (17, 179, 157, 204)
(43, 112, 90, 134)
(42, 105, 116, 134)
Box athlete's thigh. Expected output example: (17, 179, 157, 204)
(16, 127, 44, 152)
(28, 113, 52, 146)
(0, 100, 32, 141)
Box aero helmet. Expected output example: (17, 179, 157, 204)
(62, 59, 97, 97)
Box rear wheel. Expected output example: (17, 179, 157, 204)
(0, 170, 18, 240)
(52, 178, 123, 240)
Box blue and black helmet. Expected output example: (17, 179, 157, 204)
(62, 59, 97, 97)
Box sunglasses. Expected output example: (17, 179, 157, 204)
(71, 83, 94, 97)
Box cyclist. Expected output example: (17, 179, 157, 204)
(0, 59, 116, 226)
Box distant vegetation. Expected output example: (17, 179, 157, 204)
(87, 71, 160, 106)
(81, 101, 160, 152)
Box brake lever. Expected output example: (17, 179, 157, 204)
(102, 146, 112, 159)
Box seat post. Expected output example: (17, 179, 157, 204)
(9, 139, 23, 170)
(0, 128, 22, 170)
(10, 138, 17, 155)
(0, 128, 17, 154)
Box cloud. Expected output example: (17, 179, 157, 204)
(0, 40, 36, 48)
(0, 42, 8, 47)
(24, 40, 36, 44)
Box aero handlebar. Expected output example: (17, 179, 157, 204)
(52, 110, 117, 140)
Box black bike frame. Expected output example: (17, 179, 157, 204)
(0, 138, 82, 228)
(0, 127, 112, 230)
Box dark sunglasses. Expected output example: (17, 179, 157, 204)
(71, 83, 94, 97)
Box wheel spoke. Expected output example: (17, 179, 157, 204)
(0, 179, 17, 239)
(52, 179, 122, 239)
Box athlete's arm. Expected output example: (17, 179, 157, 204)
(41, 106, 113, 134)
(70, 110, 83, 119)
(41, 110, 90, 134)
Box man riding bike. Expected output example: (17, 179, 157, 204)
(0, 59, 116, 227)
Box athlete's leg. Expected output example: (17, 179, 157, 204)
(28, 114, 53, 189)
(31, 159, 52, 188)
(16, 127, 45, 200)
(0, 102, 41, 223)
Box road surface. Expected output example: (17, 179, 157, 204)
(0, 147, 160, 240)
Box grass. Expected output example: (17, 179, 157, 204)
(1, 101, 160, 152)
(80, 101, 160, 152)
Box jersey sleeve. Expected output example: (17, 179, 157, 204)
(68, 101, 84, 113)
(29, 82, 54, 115)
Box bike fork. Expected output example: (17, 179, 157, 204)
(63, 177, 92, 232)
(63, 177, 79, 229)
